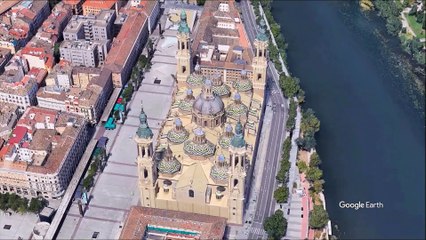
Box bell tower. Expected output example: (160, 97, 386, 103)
(228, 120, 247, 225)
(252, 19, 269, 98)
(134, 102, 156, 208)
(176, 10, 191, 88)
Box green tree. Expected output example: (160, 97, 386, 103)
(306, 167, 323, 182)
(386, 14, 402, 36)
(280, 75, 300, 98)
(274, 186, 289, 203)
(263, 210, 287, 240)
(82, 177, 93, 191)
(286, 99, 297, 131)
(297, 88, 305, 103)
(309, 205, 329, 229)
(297, 160, 308, 173)
(0, 193, 9, 210)
(296, 132, 317, 151)
(309, 152, 321, 168)
(276, 167, 287, 183)
(416, 10, 424, 23)
(313, 179, 325, 193)
(196, 0, 206, 6)
(301, 108, 320, 134)
(28, 197, 44, 213)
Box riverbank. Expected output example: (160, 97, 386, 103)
(272, 1, 425, 238)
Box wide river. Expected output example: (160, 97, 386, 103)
(272, 1, 425, 239)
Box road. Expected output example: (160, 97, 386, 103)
(238, 0, 288, 239)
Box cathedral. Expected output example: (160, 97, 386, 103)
(135, 0, 268, 225)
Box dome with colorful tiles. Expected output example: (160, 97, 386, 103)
(226, 92, 248, 119)
(167, 118, 189, 144)
(233, 70, 253, 92)
(218, 124, 234, 149)
(158, 145, 181, 175)
(210, 154, 229, 183)
(178, 89, 195, 112)
(183, 128, 215, 159)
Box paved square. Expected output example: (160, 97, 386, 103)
(57, 30, 177, 239)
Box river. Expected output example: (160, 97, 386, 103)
(271, 1, 425, 239)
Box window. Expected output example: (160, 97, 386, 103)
(189, 189, 194, 198)
(92, 232, 99, 239)
(143, 169, 148, 179)
(233, 179, 238, 188)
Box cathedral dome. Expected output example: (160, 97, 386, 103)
(167, 118, 189, 144)
(192, 80, 225, 116)
(183, 128, 216, 159)
(218, 123, 234, 149)
(178, 89, 196, 112)
(226, 92, 248, 120)
(210, 154, 229, 183)
(158, 145, 181, 175)
(233, 70, 253, 92)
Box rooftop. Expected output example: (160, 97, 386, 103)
(0, 107, 85, 174)
(120, 206, 226, 240)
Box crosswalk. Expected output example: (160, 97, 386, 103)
(250, 226, 267, 236)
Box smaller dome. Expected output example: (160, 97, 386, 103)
(225, 124, 233, 133)
(205, 79, 212, 87)
(187, 74, 204, 87)
(195, 64, 200, 72)
(175, 118, 182, 126)
(158, 156, 181, 175)
(186, 88, 193, 96)
(210, 157, 229, 183)
(234, 92, 241, 101)
(194, 128, 204, 136)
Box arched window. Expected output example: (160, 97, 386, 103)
(141, 147, 146, 157)
(189, 189, 194, 198)
(233, 179, 238, 188)
(143, 169, 148, 179)
(234, 157, 239, 167)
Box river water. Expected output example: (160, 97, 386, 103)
(272, 1, 425, 239)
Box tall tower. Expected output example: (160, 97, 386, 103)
(176, 10, 191, 88)
(228, 120, 247, 225)
(134, 102, 156, 208)
(252, 19, 269, 98)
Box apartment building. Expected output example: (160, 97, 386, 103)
(59, 40, 109, 68)
(105, 0, 160, 87)
(82, 0, 122, 16)
(0, 107, 90, 199)
(0, 103, 20, 140)
(63, 10, 116, 41)
(63, 0, 84, 15)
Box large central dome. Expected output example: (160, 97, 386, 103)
(192, 79, 224, 115)
(192, 79, 226, 128)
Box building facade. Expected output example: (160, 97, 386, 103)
(59, 40, 109, 68)
(0, 107, 90, 199)
(135, 2, 268, 225)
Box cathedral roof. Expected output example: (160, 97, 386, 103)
(193, 80, 225, 116)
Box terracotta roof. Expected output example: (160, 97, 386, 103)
(9, 126, 27, 145)
(120, 206, 227, 240)
(192, 0, 253, 71)
(105, 12, 148, 72)
(83, 0, 117, 12)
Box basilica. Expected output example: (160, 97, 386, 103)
(134, 0, 268, 225)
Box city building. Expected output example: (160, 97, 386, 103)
(20, 46, 55, 71)
(0, 56, 47, 111)
(0, 47, 12, 74)
(120, 206, 226, 239)
(0, 0, 50, 53)
(0, 103, 20, 140)
(0, 107, 90, 199)
(63, 10, 116, 42)
(176, 0, 268, 97)
(135, 2, 268, 225)
(37, 61, 108, 124)
(63, 0, 84, 15)
(105, 0, 160, 87)
(38, 2, 73, 43)
(59, 40, 109, 68)
(82, 0, 122, 16)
